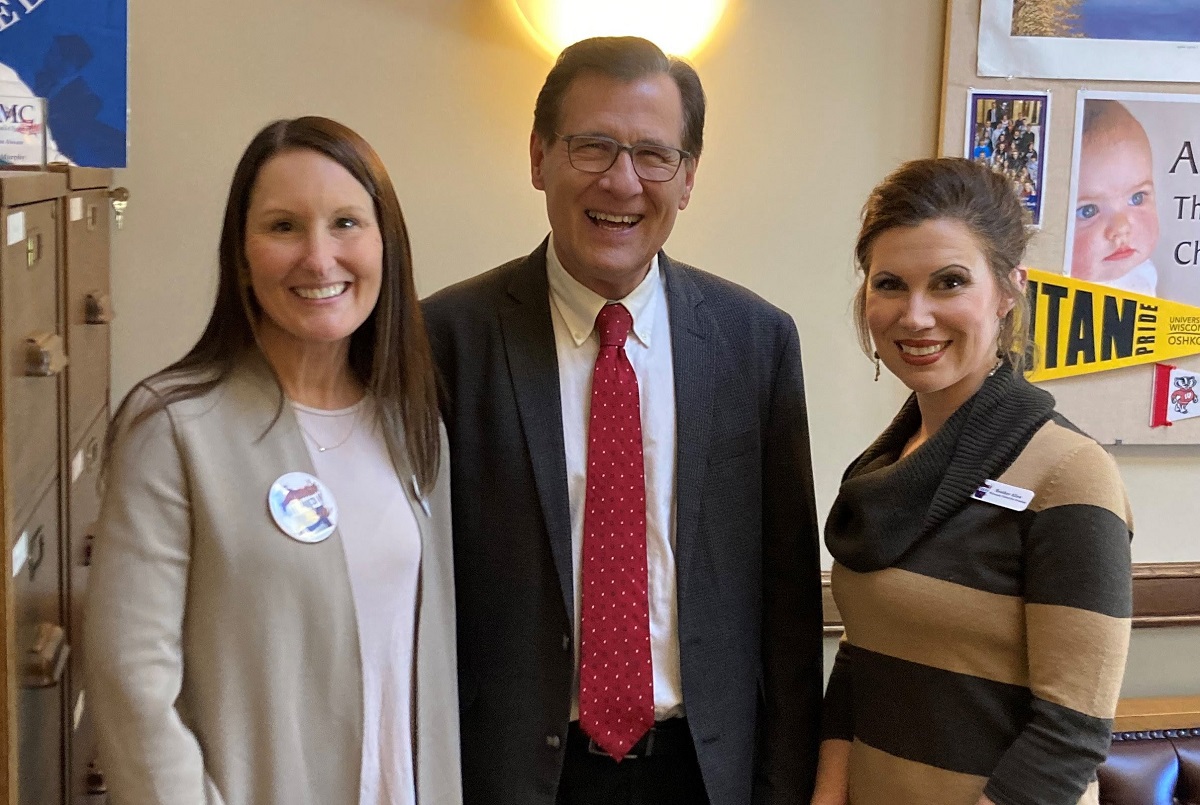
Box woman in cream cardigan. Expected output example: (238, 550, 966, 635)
(85, 116, 461, 805)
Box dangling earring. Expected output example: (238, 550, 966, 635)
(990, 321, 1005, 376)
(873, 351, 881, 382)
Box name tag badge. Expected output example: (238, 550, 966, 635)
(972, 479, 1034, 512)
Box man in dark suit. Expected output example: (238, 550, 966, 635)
(423, 36, 823, 805)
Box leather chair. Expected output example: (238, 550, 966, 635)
(1098, 728, 1200, 804)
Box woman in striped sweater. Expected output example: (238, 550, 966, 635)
(812, 157, 1132, 805)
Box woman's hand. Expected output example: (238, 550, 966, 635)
(810, 739, 852, 805)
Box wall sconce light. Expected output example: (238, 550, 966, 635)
(511, 0, 730, 59)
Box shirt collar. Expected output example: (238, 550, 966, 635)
(545, 232, 662, 348)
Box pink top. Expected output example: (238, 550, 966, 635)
(293, 398, 421, 805)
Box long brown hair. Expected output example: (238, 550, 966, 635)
(113, 116, 441, 489)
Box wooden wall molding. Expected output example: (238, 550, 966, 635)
(1113, 694, 1200, 732)
(1131, 562, 1200, 628)
(821, 562, 1200, 635)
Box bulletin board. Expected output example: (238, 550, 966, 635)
(939, 0, 1200, 445)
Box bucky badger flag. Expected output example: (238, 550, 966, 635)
(1151, 363, 1200, 427)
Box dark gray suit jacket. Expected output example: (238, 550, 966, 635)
(422, 241, 823, 805)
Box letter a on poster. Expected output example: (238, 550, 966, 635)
(1025, 268, 1200, 382)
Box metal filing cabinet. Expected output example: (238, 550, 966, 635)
(15, 478, 65, 805)
(2, 169, 68, 805)
(64, 411, 105, 805)
(55, 164, 115, 805)
(59, 168, 114, 451)
(1, 168, 116, 805)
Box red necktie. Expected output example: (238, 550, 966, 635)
(578, 303, 654, 761)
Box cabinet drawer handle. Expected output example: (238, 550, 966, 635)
(86, 761, 108, 795)
(26, 231, 42, 268)
(26, 525, 44, 581)
(24, 332, 68, 376)
(83, 527, 97, 567)
(85, 291, 114, 324)
(85, 437, 101, 470)
(23, 623, 69, 689)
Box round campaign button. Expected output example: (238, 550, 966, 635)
(267, 472, 338, 544)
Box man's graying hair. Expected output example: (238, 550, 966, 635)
(532, 36, 706, 158)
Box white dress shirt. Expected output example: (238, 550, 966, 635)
(546, 235, 684, 721)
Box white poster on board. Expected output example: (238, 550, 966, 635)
(0, 95, 46, 166)
(978, 0, 1200, 83)
(1063, 90, 1200, 308)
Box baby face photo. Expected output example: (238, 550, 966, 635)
(1065, 91, 1200, 307)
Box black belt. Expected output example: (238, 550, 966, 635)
(566, 718, 692, 760)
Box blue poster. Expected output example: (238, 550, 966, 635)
(0, 0, 128, 167)
(1014, 0, 1200, 43)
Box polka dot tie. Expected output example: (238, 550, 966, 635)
(578, 302, 654, 762)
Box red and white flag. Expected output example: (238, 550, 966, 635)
(1151, 364, 1200, 427)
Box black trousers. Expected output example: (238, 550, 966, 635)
(556, 719, 711, 805)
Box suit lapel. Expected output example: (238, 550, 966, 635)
(662, 255, 714, 601)
(499, 242, 576, 622)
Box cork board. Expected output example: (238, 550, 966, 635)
(939, 0, 1200, 444)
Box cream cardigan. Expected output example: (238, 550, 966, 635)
(85, 355, 461, 805)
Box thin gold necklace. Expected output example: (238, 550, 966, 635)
(295, 406, 360, 453)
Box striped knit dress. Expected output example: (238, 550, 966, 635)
(823, 365, 1132, 805)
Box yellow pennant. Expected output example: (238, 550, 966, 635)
(1025, 269, 1200, 382)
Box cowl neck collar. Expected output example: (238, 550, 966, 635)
(825, 364, 1056, 573)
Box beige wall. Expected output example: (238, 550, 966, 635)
(112, 0, 1198, 696)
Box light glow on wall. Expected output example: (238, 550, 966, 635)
(511, 0, 729, 59)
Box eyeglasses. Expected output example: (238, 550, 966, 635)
(557, 133, 691, 182)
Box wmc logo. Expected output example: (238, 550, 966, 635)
(0, 103, 37, 124)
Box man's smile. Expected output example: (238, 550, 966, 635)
(586, 210, 643, 229)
